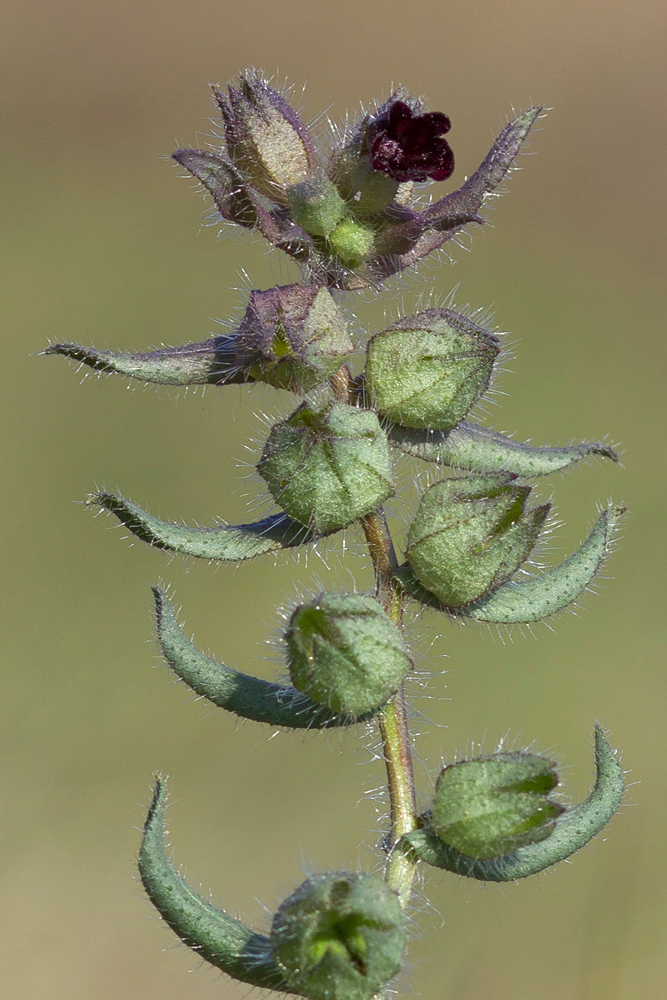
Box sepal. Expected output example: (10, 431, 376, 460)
(365, 310, 500, 431)
(257, 402, 394, 534)
(139, 775, 290, 990)
(235, 284, 354, 392)
(271, 872, 407, 1000)
(396, 504, 625, 622)
(214, 72, 316, 200)
(400, 724, 624, 881)
(154, 587, 377, 728)
(405, 473, 549, 607)
(431, 752, 563, 859)
(88, 493, 323, 560)
(389, 420, 619, 476)
(286, 593, 412, 717)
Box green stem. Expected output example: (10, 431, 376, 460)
(360, 509, 418, 908)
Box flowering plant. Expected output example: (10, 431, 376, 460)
(47, 71, 625, 999)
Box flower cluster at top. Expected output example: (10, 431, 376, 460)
(172, 71, 540, 289)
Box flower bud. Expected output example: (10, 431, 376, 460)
(234, 284, 353, 392)
(431, 752, 564, 859)
(258, 402, 394, 534)
(214, 72, 316, 201)
(405, 473, 550, 607)
(271, 872, 406, 1000)
(365, 309, 500, 430)
(286, 593, 412, 717)
(287, 176, 348, 238)
(327, 218, 376, 270)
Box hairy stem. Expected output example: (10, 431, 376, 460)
(360, 509, 418, 907)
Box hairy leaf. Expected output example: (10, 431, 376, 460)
(43, 337, 250, 386)
(390, 420, 619, 477)
(139, 775, 292, 990)
(88, 492, 320, 560)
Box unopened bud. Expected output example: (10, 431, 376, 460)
(271, 872, 406, 1000)
(405, 473, 549, 607)
(327, 218, 375, 270)
(258, 402, 394, 534)
(287, 176, 348, 238)
(235, 284, 353, 392)
(286, 593, 412, 717)
(215, 72, 315, 201)
(365, 309, 500, 430)
(432, 752, 564, 859)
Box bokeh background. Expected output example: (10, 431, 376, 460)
(2, 1, 666, 998)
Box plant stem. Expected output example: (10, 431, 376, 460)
(360, 509, 418, 908)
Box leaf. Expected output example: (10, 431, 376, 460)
(390, 420, 619, 477)
(43, 337, 251, 386)
(172, 148, 258, 227)
(154, 588, 372, 728)
(395, 505, 626, 623)
(139, 775, 292, 990)
(88, 492, 320, 560)
(401, 724, 624, 881)
(424, 107, 543, 228)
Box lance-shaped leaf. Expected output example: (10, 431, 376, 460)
(153, 587, 373, 728)
(390, 420, 619, 477)
(395, 504, 626, 623)
(43, 336, 251, 386)
(423, 107, 543, 230)
(88, 492, 322, 560)
(139, 775, 293, 991)
(400, 724, 624, 881)
(172, 149, 259, 227)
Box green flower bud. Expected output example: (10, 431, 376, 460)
(258, 402, 394, 534)
(431, 752, 565, 859)
(288, 176, 348, 238)
(234, 284, 354, 392)
(286, 593, 412, 717)
(365, 309, 500, 430)
(271, 872, 406, 1000)
(405, 472, 550, 607)
(214, 72, 316, 201)
(327, 218, 376, 269)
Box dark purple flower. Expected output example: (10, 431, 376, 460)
(370, 101, 454, 183)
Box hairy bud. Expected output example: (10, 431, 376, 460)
(365, 308, 500, 430)
(286, 593, 412, 717)
(271, 872, 406, 1000)
(214, 72, 316, 200)
(405, 473, 550, 607)
(431, 752, 564, 860)
(287, 176, 348, 238)
(258, 402, 394, 534)
(234, 284, 353, 392)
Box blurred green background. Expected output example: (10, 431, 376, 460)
(2, 1, 665, 997)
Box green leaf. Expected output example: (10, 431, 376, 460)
(389, 420, 619, 477)
(43, 337, 251, 386)
(395, 505, 625, 623)
(139, 775, 292, 990)
(154, 588, 373, 728)
(87, 492, 321, 560)
(401, 724, 624, 881)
